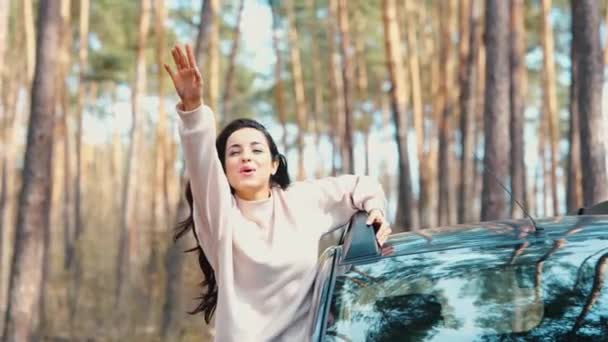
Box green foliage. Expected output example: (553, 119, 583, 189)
(86, 0, 138, 83)
(87, 49, 132, 83)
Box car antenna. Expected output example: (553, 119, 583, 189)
(475, 152, 540, 231)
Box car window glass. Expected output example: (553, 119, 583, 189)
(325, 239, 608, 341)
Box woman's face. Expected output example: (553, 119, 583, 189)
(224, 128, 279, 201)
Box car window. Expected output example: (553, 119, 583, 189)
(311, 247, 338, 339)
(324, 239, 608, 341)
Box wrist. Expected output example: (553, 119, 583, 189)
(181, 98, 203, 111)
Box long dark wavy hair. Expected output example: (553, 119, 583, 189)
(174, 118, 291, 323)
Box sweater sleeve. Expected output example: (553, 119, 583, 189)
(302, 175, 387, 233)
(177, 104, 235, 269)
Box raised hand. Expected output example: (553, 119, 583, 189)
(164, 44, 203, 111)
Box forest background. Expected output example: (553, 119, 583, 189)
(1, 0, 608, 340)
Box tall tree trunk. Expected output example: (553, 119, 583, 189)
(110, 90, 122, 204)
(0, 67, 20, 336)
(60, 87, 75, 324)
(67, 0, 89, 270)
(337, 0, 355, 174)
(269, 0, 288, 152)
(437, 0, 456, 226)
(152, 0, 170, 239)
(57, 0, 73, 272)
(406, 3, 422, 150)
(541, 0, 559, 216)
(195, 0, 220, 113)
(418, 2, 438, 228)
(509, 0, 527, 218)
(573, 0, 608, 206)
(566, 98, 582, 211)
(0, 120, 6, 335)
(55, 0, 73, 332)
(36, 177, 52, 339)
(327, 0, 345, 175)
(473, 2, 486, 220)
(67, 1, 88, 326)
(382, 0, 417, 231)
(23, 0, 36, 84)
(566, 1, 582, 212)
(350, 11, 373, 179)
(116, 0, 150, 310)
(0, 0, 9, 105)
(143, 0, 169, 329)
(221, 0, 245, 122)
(458, 0, 478, 223)
(404, 0, 424, 220)
(151, 0, 163, 234)
(207, 0, 219, 113)
(538, 113, 549, 216)
(195, 0, 211, 65)
(2, 1, 60, 340)
(307, 0, 325, 178)
(285, 0, 309, 180)
(351, 13, 366, 175)
(353, 16, 368, 101)
(604, 2, 608, 66)
(160, 185, 188, 341)
(0, 0, 12, 325)
(419, 1, 440, 228)
(71, 87, 98, 332)
(481, 0, 510, 221)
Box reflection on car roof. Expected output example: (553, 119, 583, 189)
(380, 215, 608, 260)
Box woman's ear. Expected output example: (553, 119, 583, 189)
(271, 158, 279, 176)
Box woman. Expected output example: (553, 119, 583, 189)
(164, 44, 392, 341)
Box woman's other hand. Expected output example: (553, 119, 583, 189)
(367, 209, 392, 247)
(164, 44, 203, 111)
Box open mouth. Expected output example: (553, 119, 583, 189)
(240, 166, 256, 176)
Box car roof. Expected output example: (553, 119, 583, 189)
(386, 215, 608, 257)
(340, 214, 608, 265)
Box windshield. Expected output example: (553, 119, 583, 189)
(324, 237, 608, 341)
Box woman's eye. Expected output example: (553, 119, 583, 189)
(229, 151, 239, 156)
(253, 149, 263, 154)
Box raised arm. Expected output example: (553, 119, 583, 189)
(165, 44, 234, 261)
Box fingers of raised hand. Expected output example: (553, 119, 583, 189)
(177, 44, 191, 68)
(163, 63, 175, 81)
(172, 45, 188, 70)
(185, 44, 196, 69)
(170, 44, 202, 86)
(171, 47, 182, 70)
(186, 44, 202, 83)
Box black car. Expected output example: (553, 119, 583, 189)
(311, 207, 608, 341)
